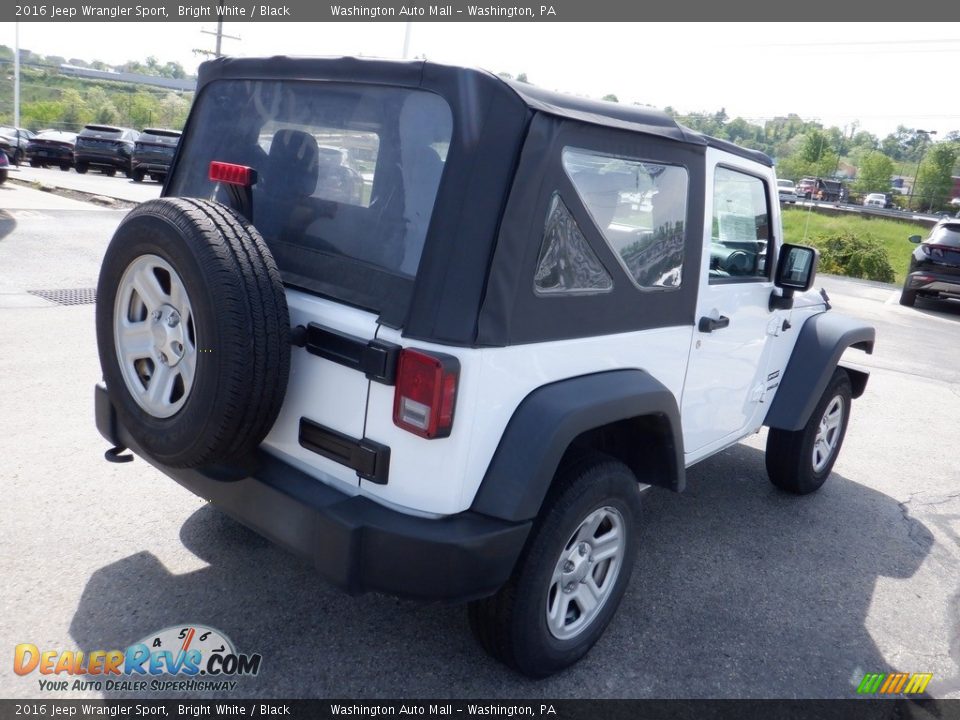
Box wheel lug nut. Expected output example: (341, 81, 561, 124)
(564, 583, 576, 594)
(563, 561, 574, 573)
(151, 310, 162, 321)
(159, 353, 168, 365)
(579, 543, 589, 556)
(167, 315, 180, 327)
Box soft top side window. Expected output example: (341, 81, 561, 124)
(562, 147, 688, 291)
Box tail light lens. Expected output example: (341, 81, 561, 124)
(209, 161, 257, 187)
(393, 349, 460, 439)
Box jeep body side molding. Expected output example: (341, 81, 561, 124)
(764, 311, 875, 432)
(472, 370, 684, 523)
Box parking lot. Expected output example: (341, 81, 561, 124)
(1, 182, 958, 699)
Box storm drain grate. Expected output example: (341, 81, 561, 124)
(27, 288, 98, 306)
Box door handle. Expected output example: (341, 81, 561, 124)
(698, 315, 730, 333)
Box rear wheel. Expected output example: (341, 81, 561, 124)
(60, 163, 70, 172)
(0, 170, 7, 185)
(899, 288, 917, 307)
(766, 369, 852, 495)
(75, 163, 88, 174)
(13, 149, 23, 166)
(132, 168, 146, 183)
(104, 167, 117, 177)
(29, 159, 40, 168)
(468, 453, 641, 677)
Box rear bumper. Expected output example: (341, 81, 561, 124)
(75, 152, 130, 169)
(95, 384, 530, 602)
(907, 270, 960, 297)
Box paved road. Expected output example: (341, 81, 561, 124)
(13, 164, 162, 203)
(1, 189, 958, 700)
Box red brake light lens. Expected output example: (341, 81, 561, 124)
(209, 161, 256, 187)
(393, 349, 460, 439)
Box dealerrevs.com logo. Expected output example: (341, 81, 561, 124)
(14, 624, 262, 693)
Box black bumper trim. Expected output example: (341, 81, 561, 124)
(95, 384, 529, 602)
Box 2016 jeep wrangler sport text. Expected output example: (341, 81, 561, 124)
(94, 56, 875, 677)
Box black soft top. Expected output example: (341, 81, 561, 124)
(196, 55, 772, 167)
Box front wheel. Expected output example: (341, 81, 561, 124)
(766, 369, 852, 494)
(75, 163, 88, 174)
(899, 288, 917, 307)
(468, 453, 642, 677)
(132, 168, 146, 183)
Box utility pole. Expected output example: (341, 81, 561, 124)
(402, 23, 412, 59)
(14, 22, 20, 127)
(200, 5, 240, 58)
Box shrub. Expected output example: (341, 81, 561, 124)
(810, 231, 895, 283)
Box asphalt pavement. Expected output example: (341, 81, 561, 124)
(0, 186, 958, 700)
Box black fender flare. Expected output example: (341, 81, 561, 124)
(470, 369, 684, 523)
(764, 311, 875, 432)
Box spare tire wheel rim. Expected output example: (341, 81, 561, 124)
(114, 254, 198, 418)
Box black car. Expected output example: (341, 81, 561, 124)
(900, 219, 960, 306)
(26, 130, 77, 170)
(74, 125, 139, 176)
(131, 128, 181, 183)
(0, 126, 36, 165)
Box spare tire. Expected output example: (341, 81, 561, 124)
(96, 198, 290, 468)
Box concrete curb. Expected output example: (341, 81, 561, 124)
(8, 176, 137, 209)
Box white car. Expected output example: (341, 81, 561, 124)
(777, 178, 799, 204)
(864, 193, 887, 208)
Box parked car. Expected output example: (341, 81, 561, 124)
(864, 193, 887, 208)
(26, 130, 77, 170)
(900, 219, 960, 306)
(0, 126, 36, 166)
(93, 56, 875, 679)
(0, 149, 9, 184)
(74, 125, 139, 176)
(777, 178, 799, 204)
(132, 128, 182, 183)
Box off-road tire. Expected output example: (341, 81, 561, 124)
(96, 198, 290, 468)
(766, 368, 852, 495)
(468, 453, 642, 678)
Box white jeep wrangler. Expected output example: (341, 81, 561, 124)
(95, 56, 875, 678)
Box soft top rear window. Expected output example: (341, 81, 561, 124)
(169, 79, 453, 316)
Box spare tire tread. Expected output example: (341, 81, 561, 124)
(96, 197, 290, 468)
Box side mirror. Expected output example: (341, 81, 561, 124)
(909, 235, 922, 244)
(775, 243, 819, 292)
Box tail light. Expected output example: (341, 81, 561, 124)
(393, 349, 460, 439)
(209, 161, 257, 187)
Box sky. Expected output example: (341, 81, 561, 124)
(4, 21, 959, 139)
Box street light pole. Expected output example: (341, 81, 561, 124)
(14, 22, 20, 128)
(907, 129, 937, 212)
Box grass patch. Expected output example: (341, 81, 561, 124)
(781, 208, 926, 284)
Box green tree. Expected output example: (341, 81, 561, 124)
(602, 94, 619, 103)
(914, 143, 959, 211)
(21, 101, 64, 130)
(853, 151, 894, 194)
(59, 88, 91, 131)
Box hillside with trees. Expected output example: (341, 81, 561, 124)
(2, 52, 958, 209)
(0, 46, 193, 133)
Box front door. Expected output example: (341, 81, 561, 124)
(681, 151, 782, 460)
